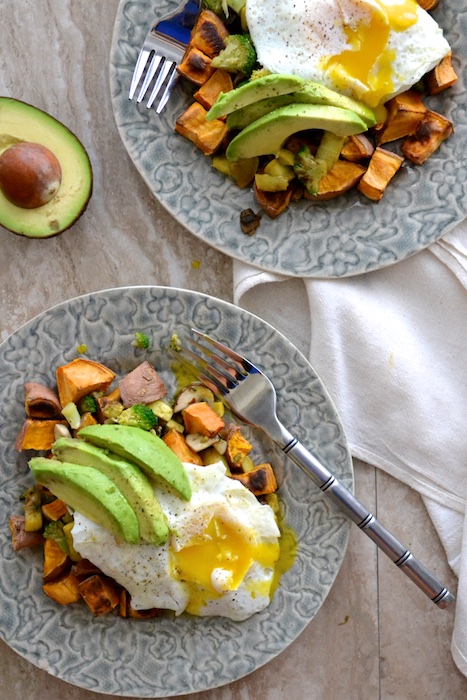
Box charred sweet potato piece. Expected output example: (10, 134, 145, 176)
(376, 90, 427, 145)
(78, 574, 120, 616)
(230, 463, 277, 495)
(119, 589, 161, 618)
(43, 538, 70, 583)
(182, 401, 225, 437)
(176, 102, 228, 155)
(118, 361, 167, 407)
(43, 571, 81, 605)
(340, 134, 374, 162)
(15, 418, 68, 451)
(221, 425, 252, 470)
(254, 179, 295, 218)
(416, 0, 439, 9)
(194, 69, 233, 110)
(401, 110, 454, 165)
(24, 382, 62, 419)
(41, 497, 68, 521)
(9, 514, 43, 551)
(357, 147, 404, 201)
(177, 46, 215, 86)
(71, 558, 104, 579)
(425, 53, 458, 95)
(163, 428, 204, 465)
(305, 160, 366, 201)
(56, 358, 116, 408)
(190, 9, 229, 58)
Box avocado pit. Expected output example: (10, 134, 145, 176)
(0, 141, 62, 208)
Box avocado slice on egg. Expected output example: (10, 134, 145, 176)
(29, 457, 140, 544)
(78, 424, 192, 501)
(0, 97, 92, 238)
(51, 437, 169, 545)
(226, 103, 368, 161)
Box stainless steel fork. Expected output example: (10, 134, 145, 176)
(173, 328, 455, 608)
(129, 0, 202, 113)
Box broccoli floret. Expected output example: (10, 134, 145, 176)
(117, 404, 158, 431)
(211, 35, 257, 77)
(293, 146, 328, 196)
(132, 332, 150, 349)
(78, 394, 98, 414)
(202, 0, 225, 15)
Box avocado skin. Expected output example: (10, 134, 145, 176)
(0, 97, 92, 239)
(52, 437, 169, 545)
(78, 424, 192, 501)
(207, 73, 306, 120)
(226, 104, 368, 161)
(29, 457, 140, 544)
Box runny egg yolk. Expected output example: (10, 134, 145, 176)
(324, 0, 419, 106)
(171, 516, 280, 614)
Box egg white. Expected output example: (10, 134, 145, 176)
(71, 462, 281, 621)
(246, 0, 451, 106)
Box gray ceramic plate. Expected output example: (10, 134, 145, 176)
(110, 1, 466, 278)
(0, 286, 352, 697)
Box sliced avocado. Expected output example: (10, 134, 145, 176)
(0, 97, 92, 238)
(51, 437, 169, 545)
(227, 83, 376, 131)
(226, 104, 368, 161)
(206, 73, 306, 120)
(292, 82, 376, 128)
(78, 424, 192, 501)
(29, 457, 140, 544)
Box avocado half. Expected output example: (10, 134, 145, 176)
(0, 97, 92, 238)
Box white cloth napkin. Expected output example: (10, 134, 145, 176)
(233, 222, 467, 677)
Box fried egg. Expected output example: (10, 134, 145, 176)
(246, 0, 451, 107)
(71, 462, 281, 621)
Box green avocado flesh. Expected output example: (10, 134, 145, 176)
(0, 97, 92, 238)
(51, 437, 169, 545)
(206, 73, 306, 120)
(226, 104, 368, 161)
(29, 457, 140, 544)
(78, 424, 192, 501)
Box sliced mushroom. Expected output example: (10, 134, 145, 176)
(173, 383, 215, 413)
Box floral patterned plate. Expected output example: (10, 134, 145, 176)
(109, 1, 466, 278)
(0, 286, 352, 696)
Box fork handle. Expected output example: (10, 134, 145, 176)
(282, 436, 455, 608)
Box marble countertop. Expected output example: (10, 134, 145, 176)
(1, 2, 466, 698)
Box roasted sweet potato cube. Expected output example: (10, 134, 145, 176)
(416, 0, 439, 9)
(182, 401, 225, 437)
(41, 498, 68, 521)
(340, 134, 374, 162)
(9, 514, 43, 551)
(376, 90, 427, 145)
(224, 428, 252, 470)
(305, 160, 366, 201)
(56, 358, 116, 407)
(43, 538, 71, 583)
(43, 571, 81, 605)
(190, 9, 229, 58)
(76, 411, 98, 431)
(78, 574, 120, 616)
(425, 53, 458, 95)
(194, 69, 233, 109)
(401, 110, 454, 165)
(230, 463, 277, 495)
(25, 382, 62, 419)
(15, 418, 68, 451)
(118, 589, 161, 618)
(177, 46, 215, 86)
(163, 428, 204, 465)
(176, 102, 228, 155)
(254, 180, 295, 218)
(357, 147, 404, 201)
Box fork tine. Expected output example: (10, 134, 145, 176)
(191, 329, 254, 373)
(186, 335, 244, 382)
(136, 53, 164, 103)
(147, 60, 174, 109)
(170, 345, 230, 396)
(129, 48, 151, 100)
(155, 68, 179, 113)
